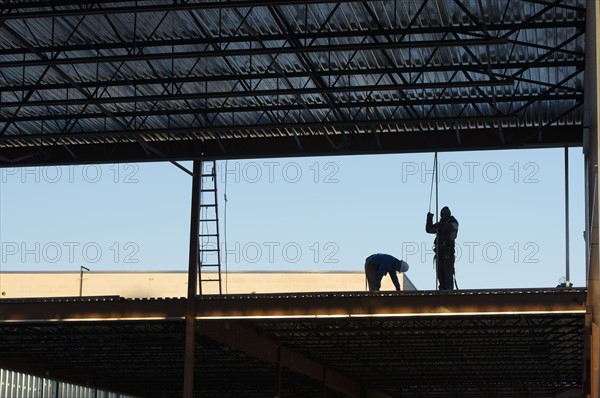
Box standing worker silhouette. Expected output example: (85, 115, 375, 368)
(426, 206, 459, 290)
(364, 253, 409, 292)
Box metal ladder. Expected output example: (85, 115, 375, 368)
(198, 160, 222, 295)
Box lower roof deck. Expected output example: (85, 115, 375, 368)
(0, 288, 589, 398)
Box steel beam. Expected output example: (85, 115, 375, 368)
(0, 290, 585, 322)
(192, 289, 587, 319)
(581, 4, 597, 391)
(593, 322, 599, 398)
(0, 20, 583, 58)
(0, 38, 509, 69)
(0, 0, 402, 20)
(198, 319, 377, 398)
(0, 297, 186, 322)
(0, 0, 583, 20)
(0, 60, 582, 94)
(0, 115, 521, 140)
(15, 99, 582, 123)
(183, 160, 202, 398)
(0, 124, 583, 168)
(0, 83, 522, 111)
(274, 350, 282, 398)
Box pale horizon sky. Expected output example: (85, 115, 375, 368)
(0, 146, 587, 291)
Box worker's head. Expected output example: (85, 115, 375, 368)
(399, 261, 409, 273)
(440, 206, 451, 220)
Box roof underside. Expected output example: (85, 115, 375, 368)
(0, 0, 587, 166)
(0, 289, 588, 398)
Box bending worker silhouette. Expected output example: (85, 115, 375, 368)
(426, 206, 459, 290)
(364, 253, 409, 292)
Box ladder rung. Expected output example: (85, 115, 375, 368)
(199, 249, 219, 252)
(200, 204, 216, 207)
(200, 264, 221, 267)
(201, 219, 218, 222)
(200, 189, 216, 192)
(199, 234, 219, 237)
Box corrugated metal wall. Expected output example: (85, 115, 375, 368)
(0, 368, 139, 398)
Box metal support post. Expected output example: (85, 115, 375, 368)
(79, 266, 89, 297)
(592, 322, 599, 398)
(565, 147, 571, 283)
(274, 347, 281, 398)
(183, 160, 202, 398)
(320, 367, 327, 398)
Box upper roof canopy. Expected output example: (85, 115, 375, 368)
(0, 0, 586, 166)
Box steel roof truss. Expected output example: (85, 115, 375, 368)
(267, 4, 347, 150)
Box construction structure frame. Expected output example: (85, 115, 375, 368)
(0, 1, 599, 397)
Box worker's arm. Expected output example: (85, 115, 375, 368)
(389, 271, 401, 291)
(425, 212, 436, 234)
(427, 216, 459, 235)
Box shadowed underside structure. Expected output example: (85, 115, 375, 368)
(0, 290, 588, 398)
(0, 0, 586, 166)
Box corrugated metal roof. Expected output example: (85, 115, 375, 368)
(0, 0, 587, 165)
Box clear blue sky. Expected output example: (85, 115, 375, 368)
(0, 147, 586, 291)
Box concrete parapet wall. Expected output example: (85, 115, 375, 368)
(0, 271, 415, 298)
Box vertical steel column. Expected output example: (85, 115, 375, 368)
(565, 147, 571, 282)
(320, 368, 327, 398)
(588, 1, 600, 395)
(274, 348, 281, 398)
(593, 322, 599, 398)
(585, 0, 600, 299)
(183, 160, 202, 398)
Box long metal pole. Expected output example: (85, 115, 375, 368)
(79, 269, 83, 297)
(565, 147, 570, 283)
(435, 152, 439, 290)
(183, 160, 202, 398)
